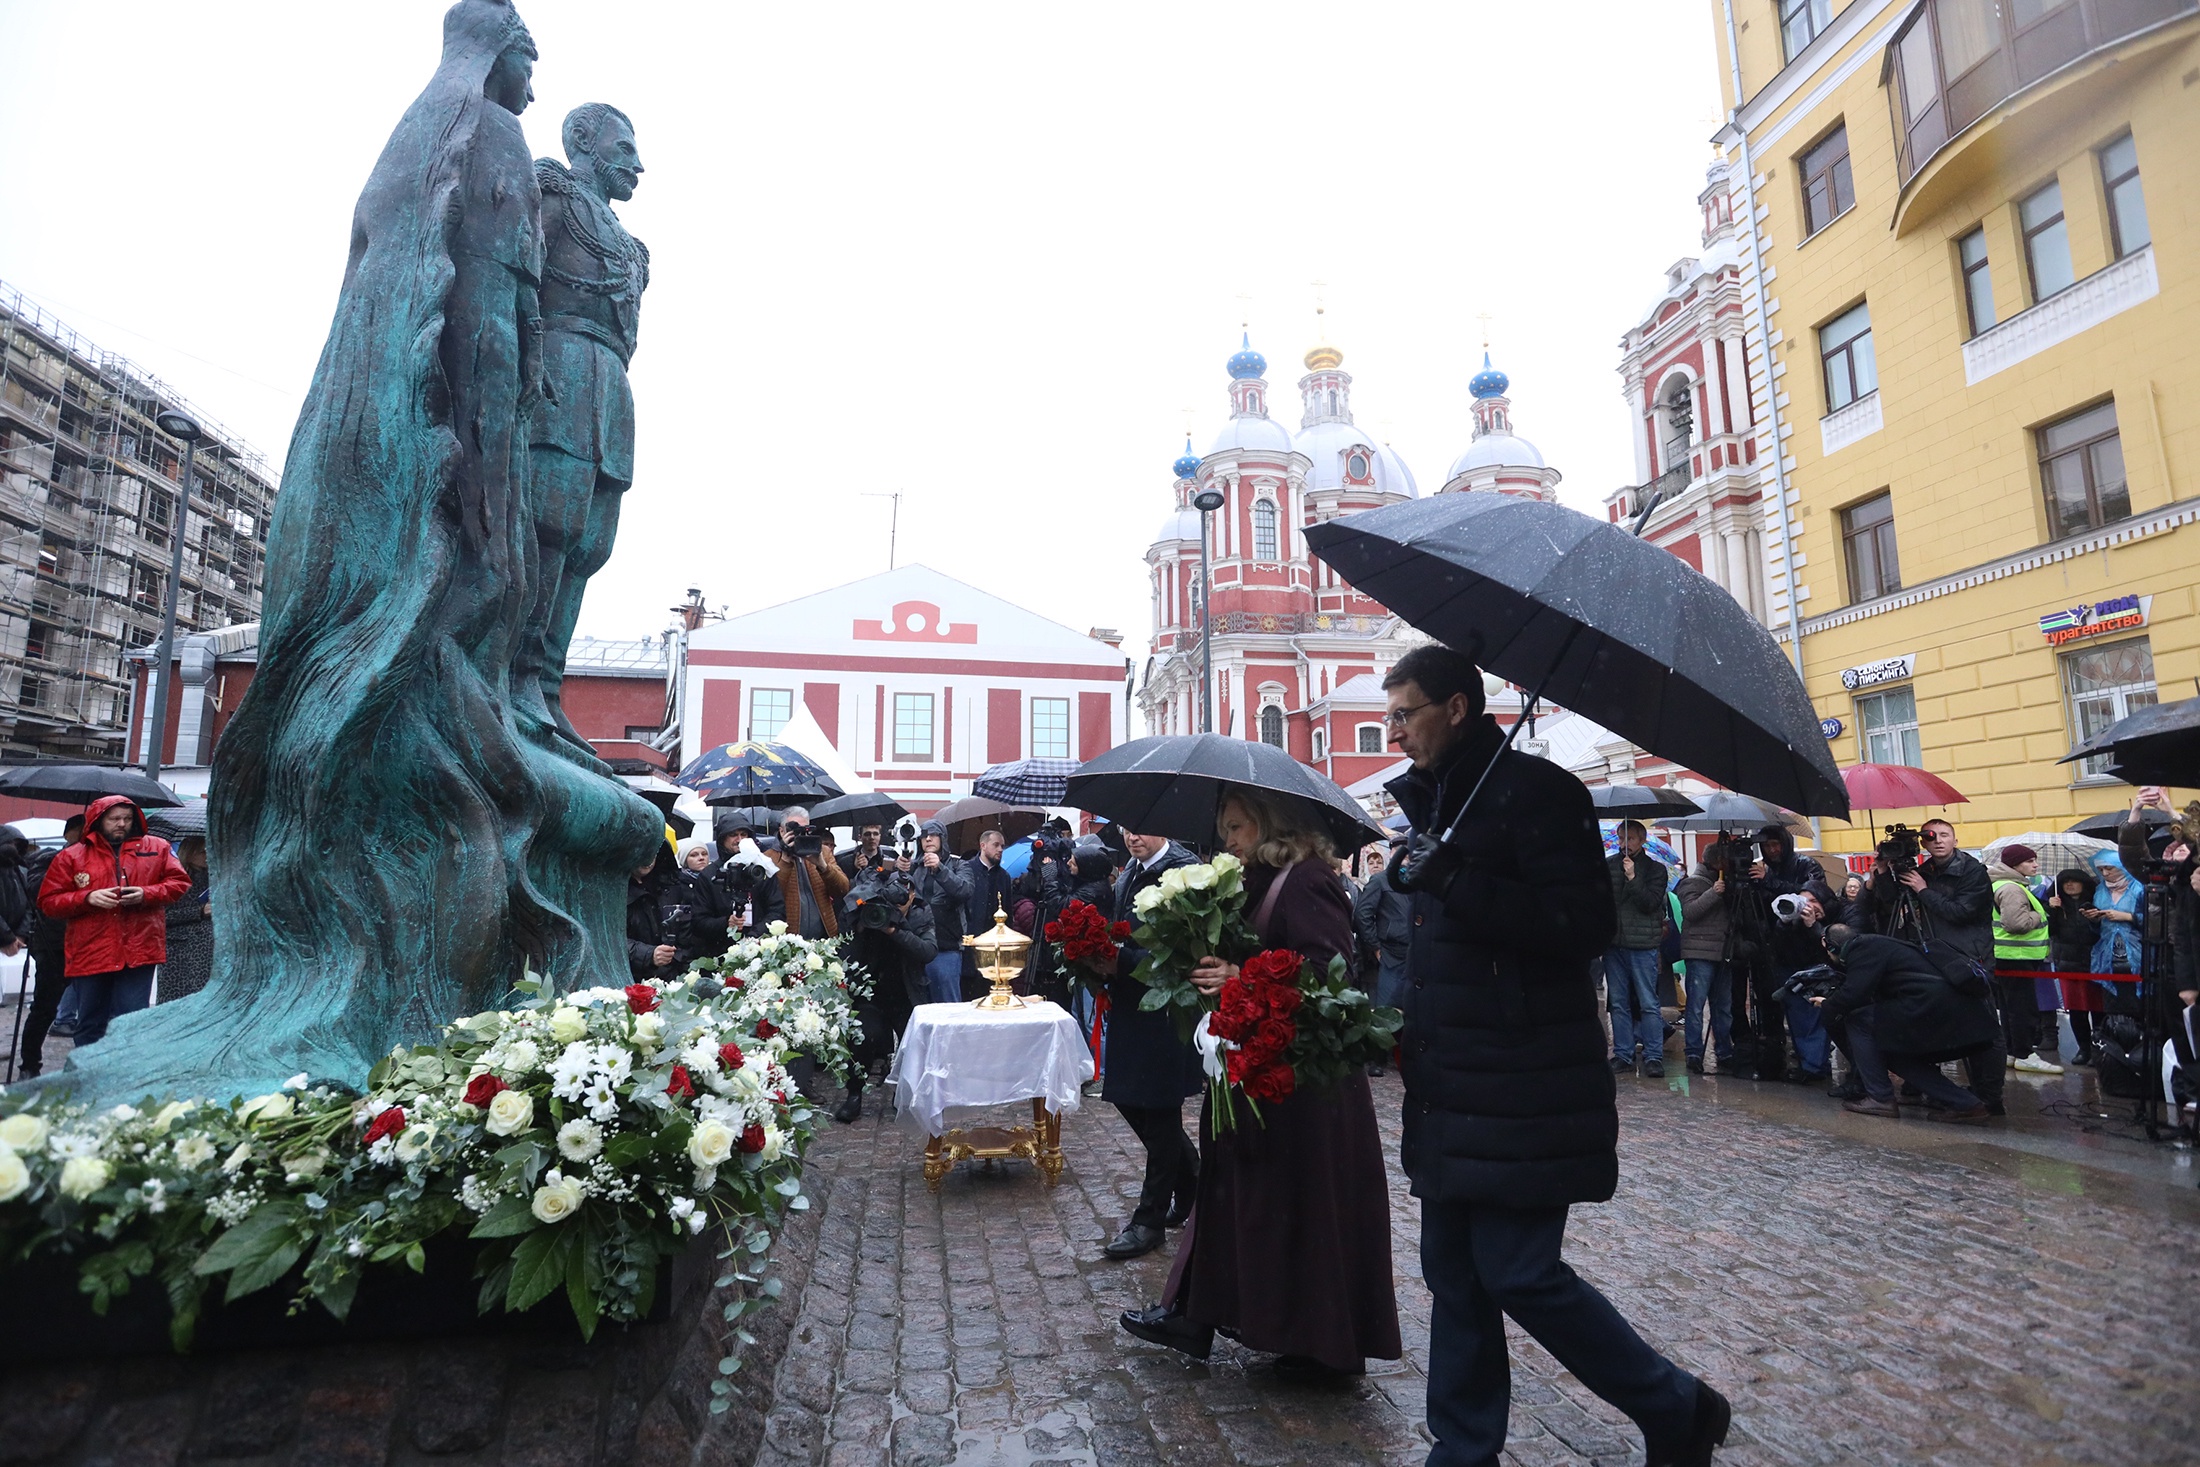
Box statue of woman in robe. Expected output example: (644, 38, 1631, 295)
(57, 0, 661, 1106)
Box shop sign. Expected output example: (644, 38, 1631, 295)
(1838, 654, 1914, 691)
(2039, 592, 2150, 647)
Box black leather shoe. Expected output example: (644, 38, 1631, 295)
(1119, 1305, 1212, 1360)
(1102, 1224, 1164, 1260)
(1643, 1058, 1665, 1079)
(1648, 1377, 1732, 1467)
(831, 1090, 863, 1125)
(1163, 1195, 1194, 1229)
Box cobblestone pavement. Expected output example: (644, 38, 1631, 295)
(756, 1070, 2200, 1467)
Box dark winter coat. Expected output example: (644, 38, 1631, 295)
(1102, 842, 1201, 1108)
(1606, 851, 1669, 951)
(1913, 849, 1995, 966)
(2047, 870, 2101, 972)
(847, 898, 938, 1068)
(748, 856, 850, 940)
(908, 821, 974, 951)
(1387, 715, 1619, 1208)
(37, 795, 192, 977)
(961, 856, 1016, 946)
(1821, 933, 1999, 1060)
(2119, 820, 2199, 990)
(1352, 873, 1413, 1006)
(1673, 866, 1731, 962)
(160, 869, 215, 1002)
(0, 827, 35, 948)
(626, 864, 717, 980)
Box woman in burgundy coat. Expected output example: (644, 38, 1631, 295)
(1120, 785, 1402, 1381)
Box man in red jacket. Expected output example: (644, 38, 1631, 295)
(36, 794, 192, 1048)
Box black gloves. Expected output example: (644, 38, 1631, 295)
(1389, 833, 1464, 902)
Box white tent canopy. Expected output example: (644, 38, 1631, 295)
(770, 706, 872, 798)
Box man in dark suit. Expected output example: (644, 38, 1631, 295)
(1384, 644, 1730, 1467)
(1095, 829, 1199, 1260)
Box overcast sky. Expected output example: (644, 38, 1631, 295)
(0, 1, 1722, 660)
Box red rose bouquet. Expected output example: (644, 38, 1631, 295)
(1044, 899, 1131, 994)
(1197, 947, 1405, 1131)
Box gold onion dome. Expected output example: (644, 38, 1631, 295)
(1304, 343, 1344, 370)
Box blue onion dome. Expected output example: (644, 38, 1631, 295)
(1172, 435, 1201, 480)
(1226, 331, 1268, 381)
(1469, 350, 1510, 400)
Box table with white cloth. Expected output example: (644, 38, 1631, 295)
(887, 998, 1087, 1191)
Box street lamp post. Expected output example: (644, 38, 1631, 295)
(1191, 480, 1225, 734)
(144, 408, 201, 784)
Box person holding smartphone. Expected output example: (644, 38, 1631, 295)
(35, 795, 192, 1049)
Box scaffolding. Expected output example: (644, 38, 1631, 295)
(0, 281, 275, 760)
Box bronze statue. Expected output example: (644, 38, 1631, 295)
(51, 0, 662, 1106)
(519, 103, 650, 759)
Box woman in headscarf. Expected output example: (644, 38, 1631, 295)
(1120, 785, 1401, 1383)
(2089, 853, 2144, 1013)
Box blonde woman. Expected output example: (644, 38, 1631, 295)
(1120, 785, 1401, 1382)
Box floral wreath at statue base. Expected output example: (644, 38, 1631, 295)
(0, 925, 867, 1414)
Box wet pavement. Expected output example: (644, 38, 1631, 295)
(757, 1054, 2200, 1467)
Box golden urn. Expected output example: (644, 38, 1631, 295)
(962, 901, 1032, 1010)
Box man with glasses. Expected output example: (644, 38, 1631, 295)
(1380, 644, 1729, 1467)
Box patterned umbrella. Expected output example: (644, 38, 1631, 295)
(973, 758, 1082, 807)
(1600, 828, 1682, 870)
(676, 741, 844, 809)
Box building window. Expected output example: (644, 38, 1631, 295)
(750, 688, 792, 741)
(623, 724, 660, 742)
(2037, 401, 2129, 538)
(133, 565, 164, 608)
(1252, 499, 1279, 561)
(1257, 704, 1284, 748)
(1312, 728, 1327, 761)
(1346, 451, 1368, 479)
(1660, 380, 1695, 474)
(892, 692, 934, 760)
(18, 676, 48, 711)
(2065, 638, 2157, 779)
(2099, 133, 2150, 259)
(2019, 181, 2075, 301)
(1800, 125, 1853, 236)
(1818, 303, 1877, 413)
(1356, 724, 1384, 754)
(1780, 0, 1832, 60)
(1841, 492, 1902, 603)
(1957, 227, 1996, 337)
(1857, 685, 1922, 767)
(1030, 697, 1070, 759)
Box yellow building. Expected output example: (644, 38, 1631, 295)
(1707, 0, 2200, 853)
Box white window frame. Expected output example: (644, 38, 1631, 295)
(2063, 638, 2157, 781)
(1257, 704, 1285, 748)
(1311, 728, 1328, 761)
(892, 692, 935, 761)
(1030, 696, 1071, 760)
(1252, 498, 1279, 561)
(1355, 723, 1385, 754)
(1856, 685, 1921, 767)
(750, 687, 793, 741)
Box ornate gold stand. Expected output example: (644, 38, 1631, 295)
(923, 1097, 1065, 1192)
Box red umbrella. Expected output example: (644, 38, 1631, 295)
(1842, 764, 1968, 811)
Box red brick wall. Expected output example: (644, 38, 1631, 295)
(563, 674, 664, 742)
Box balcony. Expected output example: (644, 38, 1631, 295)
(1890, 0, 2198, 185)
(1963, 246, 2157, 384)
(1819, 391, 1883, 457)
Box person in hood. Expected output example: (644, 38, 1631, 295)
(1736, 823, 1825, 1081)
(2046, 865, 2104, 1065)
(35, 795, 192, 1048)
(627, 835, 705, 980)
(1815, 925, 1998, 1121)
(907, 818, 973, 1003)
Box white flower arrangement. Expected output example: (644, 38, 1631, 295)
(0, 940, 859, 1390)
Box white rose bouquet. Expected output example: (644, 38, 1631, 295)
(690, 929, 868, 1080)
(1128, 853, 1262, 1039)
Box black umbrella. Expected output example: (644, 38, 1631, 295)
(2068, 806, 2174, 839)
(634, 786, 696, 842)
(808, 791, 909, 829)
(0, 764, 183, 809)
(145, 803, 209, 841)
(2059, 696, 2200, 788)
(1304, 495, 1848, 821)
(1587, 784, 1702, 821)
(1064, 735, 1384, 854)
(1659, 790, 1809, 835)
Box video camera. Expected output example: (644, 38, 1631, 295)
(782, 821, 824, 862)
(1876, 823, 1921, 878)
(1771, 962, 1843, 1006)
(719, 838, 773, 894)
(892, 817, 920, 862)
(848, 870, 915, 933)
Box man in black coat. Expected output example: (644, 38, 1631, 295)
(1735, 824, 1824, 1080)
(835, 870, 939, 1124)
(1382, 644, 1727, 1467)
(1817, 927, 1998, 1119)
(1094, 829, 1198, 1261)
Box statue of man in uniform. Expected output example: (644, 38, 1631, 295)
(520, 102, 649, 757)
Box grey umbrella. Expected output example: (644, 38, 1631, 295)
(1304, 495, 1848, 821)
(1065, 735, 1384, 854)
(2058, 695, 2200, 788)
(1587, 784, 1703, 821)
(1658, 790, 1807, 834)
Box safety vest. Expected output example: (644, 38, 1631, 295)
(1991, 879, 2050, 963)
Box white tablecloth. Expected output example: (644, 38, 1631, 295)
(887, 1000, 1088, 1136)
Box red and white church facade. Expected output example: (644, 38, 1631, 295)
(1138, 332, 1562, 795)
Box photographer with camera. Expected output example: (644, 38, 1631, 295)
(1673, 841, 1735, 1075)
(1806, 925, 1998, 1121)
(903, 818, 973, 1003)
(1767, 886, 1837, 1084)
(749, 807, 851, 941)
(627, 838, 705, 980)
(833, 868, 939, 1124)
(1733, 824, 1824, 1081)
(837, 823, 892, 885)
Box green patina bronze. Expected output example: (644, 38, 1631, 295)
(55, 0, 661, 1106)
